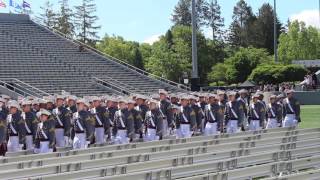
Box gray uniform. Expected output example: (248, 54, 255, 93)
(248, 102, 266, 130)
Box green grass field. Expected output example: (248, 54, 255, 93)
(299, 105, 320, 128)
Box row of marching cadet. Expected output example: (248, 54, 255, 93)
(0, 88, 300, 155)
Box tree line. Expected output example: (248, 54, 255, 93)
(39, 0, 320, 86)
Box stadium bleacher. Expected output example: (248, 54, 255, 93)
(0, 13, 188, 97)
(0, 127, 318, 179)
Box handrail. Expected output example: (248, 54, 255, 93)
(98, 75, 147, 94)
(1, 78, 50, 97)
(30, 18, 191, 91)
(0, 79, 36, 98)
(92, 77, 132, 95)
(11, 78, 51, 96)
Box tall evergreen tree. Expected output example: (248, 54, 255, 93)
(204, 0, 224, 40)
(228, 0, 256, 47)
(74, 0, 101, 46)
(253, 3, 282, 54)
(56, 0, 74, 37)
(171, 0, 207, 28)
(39, 1, 57, 28)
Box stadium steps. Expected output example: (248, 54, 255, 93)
(0, 16, 188, 95)
(0, 127, 319, 179)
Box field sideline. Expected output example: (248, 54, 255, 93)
(299, 105, 320, 128)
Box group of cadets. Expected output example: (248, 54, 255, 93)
(0, 88, 300, 155)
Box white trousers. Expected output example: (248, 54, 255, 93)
(227, 120, 240, 134)
(162, 119, 169, 137)
(266, 118, 278, 129)
(73, 133, 88, 150)
(144, 128, 159, 142)
(34, 141, 53, 154)
(249, 120, 261, 131)
(25, 135, 34, 150)
(177, 124, 192, 138)
(204, 122, 219, 136)
(55, 128, 65, 147)
(114, 130, 129, 144)
(7, 136, 21, 152)
(95, 127, 105, 144)
(283, 114, 298, 127)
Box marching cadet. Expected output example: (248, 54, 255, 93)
(197, 93, 207, 112)
(32, 99, 40, 114)
(190, 95, 204, 135)
(217, 90, 227, 106)
(114, 99, 134, 144)
(170, 94, 180, 106)
(34, 109, 55, 154)
(106, 97, 117, 141)
(0, 97, 8, 156)
(176, 95, 196, 138)
(90, 96, 108, 144)
(204, 94, 223, 135)
(52, 95, 72, 147)
(266, 95, 283, 129)
(257, 91, 267, 128)
(237, 89, 249, 131)
(134, 95, 149, 139)
(6, 101, 24, 152)
(67, 95, 77, 113)
(282, 89, 301, 127)
(72, 99, 95, 149)
(248, 94, 266, 131)
(159, 89, 173, 138)
(276, 94, 285, 125)
(225, 91, 244, 134)
(45, 97, 55, 111)
(144, 99, 163, 141)
(21, 100, 38, 150)
(127, 99, 143, 141)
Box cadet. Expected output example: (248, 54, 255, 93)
(72, 99, 95, 149)
(7, 101, 24, 152)
(176, 95, 196, 138)
(134, 95, 149, 138)
(90, 96, 108, 144)
(106, 97, 117, 141)
(0, 97, 8, 156)
(159, 89, 173, 138)
(114, 99, 134, 144)
(32, 99, 40, 114)
(127, 99, 143, 141)
(190, 95, 204, 135)
(282, 90, 300, 127)
(266, 95, 283, 129)
(21, 100, 38, 150)
(225, 91, 244, 134)
(248, 94, 266, 131)
(34, 109, 55, 154)
(52, 95, 72, 147)
(237, 89, 249, 130)
(144, 99, 162, 141)
(204, 94, 223, 135)
(67, 95, 77, 113)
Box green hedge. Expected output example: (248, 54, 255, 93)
(249, 64, 308, 84)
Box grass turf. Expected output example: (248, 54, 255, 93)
(299, 105, 320, 128)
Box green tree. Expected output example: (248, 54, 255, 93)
(218, 47, 272, 84)
(204, 0, 224, 40)
(208, 62, 228, 85)
(74, 0, 101, 46)
(56, 0, 74, 37)
(171, 0, 208, 28)
(228, 0, 256, 48)
(278, 21, 320, 63)
(253, 3, 282, 54)
(38, 1, 57, 28)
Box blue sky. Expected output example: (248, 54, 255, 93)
(1, 0, 319, 43)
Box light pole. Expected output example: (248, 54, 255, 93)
(274, 0, 278, 63)
(191, 0, 199, 91)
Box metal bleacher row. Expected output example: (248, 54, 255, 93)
(0, 127, 319, 180)
(0, 13, 188, 97)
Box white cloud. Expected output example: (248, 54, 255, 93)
(143, 34, 161, 44)
(290, 10, 320, 28)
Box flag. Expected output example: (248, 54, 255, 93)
(22, 0, 30, 9)
(0, 0, 6, 8)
